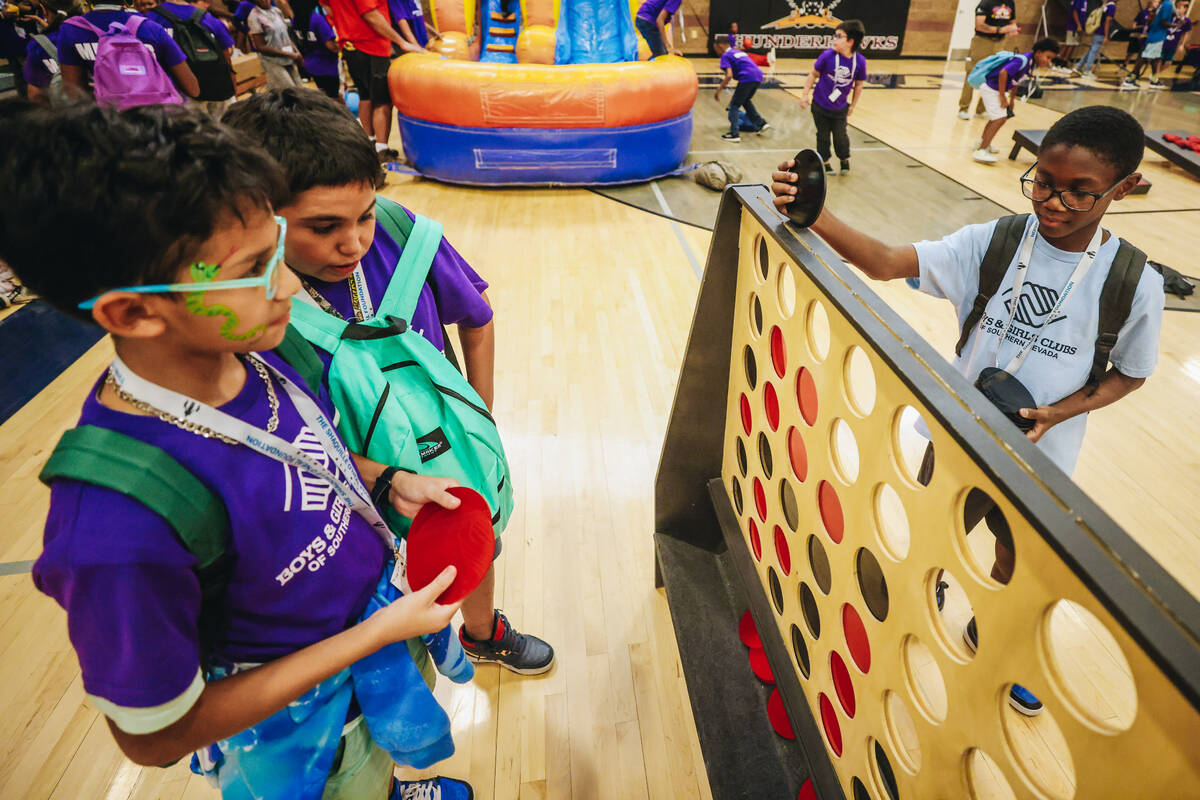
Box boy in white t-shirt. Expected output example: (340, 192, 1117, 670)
(772, 105, 1164, 714)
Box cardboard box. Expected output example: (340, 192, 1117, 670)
(231, 52, 267, 96)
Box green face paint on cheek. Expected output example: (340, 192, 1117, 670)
(184, 261, 267, 342)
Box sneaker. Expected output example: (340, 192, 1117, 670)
(963, 616, 978, 652)
(755, 122, 771, 133)
(823, 160, 834, 174)
(721, 132, 741, 142)
(1148, 79, 1165, 90)
(0, 284, 34, 309)
(935, 580, 950, 612)
(839, 159, 850, 175)
(1008, 684, 1044, 716)
(459, 610, 555, 675)
(957, 110, 971, 120)
(392, 776, 474, 800)
(973, 148, 998, 164)
(973, 139, 1000, 155)
(767, 47, 777, 69)
(1069, 69, 1083, 78)
(1121, 77, 1139, 90)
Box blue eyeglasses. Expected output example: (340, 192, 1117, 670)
(77, 216, 287, 310)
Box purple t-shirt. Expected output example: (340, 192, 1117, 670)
(1067, 0, 1087, 31)
(152, 2, 235, 50)
(812, 48, 867, 111)
(303, 205, 493, 356)
(387, 0, 427, 46)
(984, 51, 1032, 89)
(58, 7, 187, 68)
(303, 7, 338, 76)
(719, 47, 763, 83)
(636, 0, 681, 23)
(33, 352, 387, 712)
(23, 30, 61, 88)
(1166, 14, 1193, 46)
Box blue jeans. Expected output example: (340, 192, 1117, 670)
(635, 16, 666, 57)
(1076, 32, 1106, 72)
(728, 81, 765, 136)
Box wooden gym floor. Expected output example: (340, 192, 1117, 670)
(0, 57, 1197, 799)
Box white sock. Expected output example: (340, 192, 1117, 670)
(375, 142, 389, 153)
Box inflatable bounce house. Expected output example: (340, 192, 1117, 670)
(387, 0, 698, 185)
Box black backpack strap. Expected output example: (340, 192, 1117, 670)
(1089, 238, 1146, 390)
(149, 4, 182, 24)
(273, 322, 326, 394)
(956, 214, 1030, 357)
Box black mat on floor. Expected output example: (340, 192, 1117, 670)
(0, 301, 103, 424)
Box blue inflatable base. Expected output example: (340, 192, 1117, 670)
(397, 113, 693, 186)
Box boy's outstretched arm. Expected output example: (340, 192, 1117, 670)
(458, 291, 495, 412)
(108, 566, 462, 767)
(771, 160, 919, 281)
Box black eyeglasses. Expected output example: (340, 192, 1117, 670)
(1020, 163, 1130, 212)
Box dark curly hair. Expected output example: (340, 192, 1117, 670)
(222, 88, 384, 203)
(0, 101, 286, 323)
(1040, 105, 1144, 180)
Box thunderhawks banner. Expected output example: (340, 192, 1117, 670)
(711, 0, 912, 57)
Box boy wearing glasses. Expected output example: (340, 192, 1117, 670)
(798, 20, 867, 174)
(772, 105, 1163, 713)
(3, 103, 476, 800)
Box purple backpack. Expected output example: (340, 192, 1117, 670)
(64, 15, 183, 109)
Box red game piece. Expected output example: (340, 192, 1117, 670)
(749, 647, 775, 684)
(406, 487, 495, 604)
(738, 609, 762, 648)
(798, 779, 818, 800)
(767, 688, 795, 739)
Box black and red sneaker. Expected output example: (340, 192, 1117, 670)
(459, 610, 554, 675)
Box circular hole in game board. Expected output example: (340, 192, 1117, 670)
(764, 381, 781, 431)
(753, 477, 767, 522)
(749, 292, 763, 338)
(871, 739, 901, 800)
(800, 581, 821, 639)
(818, 480, 844, 543)
(959, 488, 1016, 588)
(902, 634, 948, 724)
(856, 547, 890, 622)
(1042, 599, 1137, 734)
(806, 299, 831, 362)
(787, 427, 809, 482)
(844, 345, 877, 417)
(768, 567, 784, 615)
(807, 534, 831, 594)
(748, 518, 762, 561)
(790, 623, 811, 679)
(731, 476, 743, 516)
(1000, 684, 1076, 800)
(774, 525, 792, 575)
(928, 567, 977, 664)
(757, 432, 774, 479)
(796, 366, 819, 426)
(756, 235, 770, 281)
(884, 690, 922, 774)
(851, 777, 871, 800)
(740, 393, 753, 436)
(778, 261, 798, 319)
(819, 693, 843, 756)
(892, 406, 931, 489)
(843, 603, 871, 673)
(830, 650, 856, 718)
(780, 479, 800, 531)
(831, 418, 860, 485)
(770, 325, 787, 378)
(743, 345, 758, 390)
(963, 747, 1018, 800)
(873, 483, 911, 561)
(736, 437, 748, 477)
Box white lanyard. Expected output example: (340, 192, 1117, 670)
(107, 353, 399, 556)
(348, 265, 374, 321)
(994, 221, 1103, 374)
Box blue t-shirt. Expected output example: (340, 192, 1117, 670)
(57, 7, 187, 69)
(23, 30, 61, 88)
(812, 48, 867, 111)
(387, 0, 427, 46)
(719, 47, 763, 83)
(984, 51, 1032, 89)
(151, 2, 235, 51)
(303, 7, 338, 76)
(1067, 0, 1087, 31)
(1147, 0, 1175, 43)
(636, 0, 681, 23)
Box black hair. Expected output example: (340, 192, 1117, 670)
(837, 19, 866, 52)
(1033, 36, 1060, 52)
(221, 88, 385, 202)
(1040, 105, 1144, 180)
(0, 101, 285, 323)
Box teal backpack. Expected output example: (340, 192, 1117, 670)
(968, 51, 1027, 89)
(286, 196, 513, 538)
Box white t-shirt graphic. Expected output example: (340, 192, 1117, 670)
(914, 216, 1164, 475)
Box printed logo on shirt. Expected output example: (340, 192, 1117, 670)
(983, 4, 1013, 21)
(274, 426, 356, 587)
(73, 40, 156, 62)
(975, 284, 1079, 360)
(283, 426, 334, 512)
(1001, 282, 1069, 328)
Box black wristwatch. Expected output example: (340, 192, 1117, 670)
(372, 466, 400, 507)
